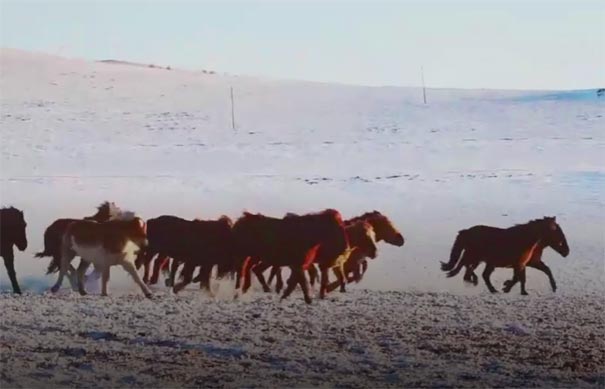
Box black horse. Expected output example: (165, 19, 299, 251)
(0, 207, 28, 294)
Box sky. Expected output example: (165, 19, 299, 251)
(1, 0, 603, 90)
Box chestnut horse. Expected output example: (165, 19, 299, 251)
(441, 217, 569, 295)
(233, 209, 348, 303)
(342, 211, 404, 282)
(0, 207, 28, 294)
(325, 220, 377, 293)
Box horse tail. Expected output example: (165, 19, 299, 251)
(441, 230, 466, 272)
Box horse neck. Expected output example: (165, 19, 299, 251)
(513, 222, 547, 248)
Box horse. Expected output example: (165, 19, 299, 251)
(233, 209, 349, 303)
(0, 207, 28, 294)
(50, 215, 151, 297)
(325, 220, 377, 293)
(266, 210, 404, 292)
(440, 217, 569, 295)
(343, 211, 404, 282)
(134, 215, 235, 293)
(35, 201, 123, 284)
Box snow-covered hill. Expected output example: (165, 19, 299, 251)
(0, 48, 603, 295)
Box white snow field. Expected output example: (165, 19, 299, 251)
(0, 48, 604, 387)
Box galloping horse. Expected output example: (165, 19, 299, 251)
(233, 209, 349, 303)
(36, 202, 123, 284)
(343, 211, 404, 282)
(0, 207, 28, 294)
(267, 210, 404, 292)
(325, 220, 377, 293)
(135, 215, 235, 294)
(441, 217, 569, 295)
(50, 215, 150, 297)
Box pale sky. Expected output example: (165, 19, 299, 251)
(1, 0, 603, 89)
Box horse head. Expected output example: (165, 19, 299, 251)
(543, 217, 570, 257)
(366, 211, 404, 247)
(2, 207, 27, 251)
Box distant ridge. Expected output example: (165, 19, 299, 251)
(98, 59, 172, 70)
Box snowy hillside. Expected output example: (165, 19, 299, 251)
(0, 48, 603, 294)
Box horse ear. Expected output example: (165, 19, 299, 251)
(138, 218, 146, 233)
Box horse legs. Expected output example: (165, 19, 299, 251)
(267, 266, 284, 293)
(514, 265, 528, 296)
(76, 260, 91, 296)
(530, 261, 556, 292)
(326, 267, 345, 293)
(307, 264, 319, 287)
(319, 266, 330, 299)
(166, 258, 181, 287)
(360, 259, 368, 277)
(121, 260, 153, 298)
(297, 267, 312, 304)
(482, 264, 498, 293)
(198, 266, 213, 295)
(2, 253, 21, 294)
(463, 263, 479, 285)
(173, 262, 195, 294)
(252, 262, 272, 293)
(280, 266, 300, 301)
(150, 254, 168, 285)
(267, 266, 278, 285)
(101, 266, 110, 296)
(51, 247, 76, 293)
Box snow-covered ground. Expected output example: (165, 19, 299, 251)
(1, 290, 603, 388)
(0, 48, 603, 387)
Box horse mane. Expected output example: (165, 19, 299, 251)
(346, 210, 382, 225)
(0, 206, 23, 217)
(218, 215, 233, 226)
(510, 217, 554, 231)
(507, 217, 556, 243)
(113, 211, 137, 221)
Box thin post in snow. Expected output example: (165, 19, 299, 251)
(230, 86, 236, 131)
(421, 66, 427, 104)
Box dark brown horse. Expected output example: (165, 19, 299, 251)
(35, 202, 123, 278)
(267, 210, 404, 292)
(441, 217, 569, 295)
(134, 215, 235, 294)
(233, 209, 348, 303)
(0, 207, 28, 294)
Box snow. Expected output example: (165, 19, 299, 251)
(0, 48, 603, 386)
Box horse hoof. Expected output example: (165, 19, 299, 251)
(145, 293, 153, 299)
(50, 286, 60, 294)
(79, 291, 88, 296)
(304, 298, 312, 304)
(489, 289, 498, 294)
(521, 291, 528, 296)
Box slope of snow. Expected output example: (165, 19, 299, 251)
(0, 47, 603, 296)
